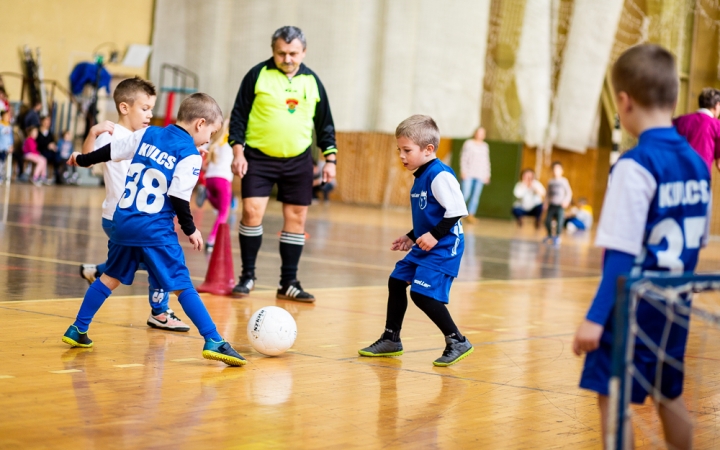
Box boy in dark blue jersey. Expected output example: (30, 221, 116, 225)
(573, 45, 710, 448)
(62, 93, 246, 367)
(358, 115, 473, 367)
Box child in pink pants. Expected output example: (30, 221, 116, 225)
(203, 130, 234, 252)
(22, 126, 48, 185)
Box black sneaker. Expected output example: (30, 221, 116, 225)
(433, 336, 473, 367)
(277, 280, 315, 303)
(232, 275, 256, 298)
(358, 336, 403, 357)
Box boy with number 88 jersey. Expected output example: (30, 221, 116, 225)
(62, 93, 246, 367)
(573, 45, 710, 448)
(79, 77, 191, 332)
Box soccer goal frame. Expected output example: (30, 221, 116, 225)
(608, 272, 720, 450)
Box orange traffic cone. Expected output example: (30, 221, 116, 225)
(198, 223, 236, 295)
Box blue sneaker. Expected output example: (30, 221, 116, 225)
(202, 340, 246, 366)
(62, 325, 93, 348)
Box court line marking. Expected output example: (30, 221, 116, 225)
(0, 294, 147, 305)
(2, 221, 105, 237)
(0, 226, 601, 274)
(114, 364, 144, 368)
(0, 276, 600, 306)
(0, 375, 15, 379)
(171, 358, 200, 362)
(49, 369, 82, 374)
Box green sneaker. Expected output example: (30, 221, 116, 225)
(62, 325, 93, 348)
(433, 336, 473, 367)
(202, 340, 247, 366)
(358, 336, 403, 357)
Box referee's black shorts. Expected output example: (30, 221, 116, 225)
(242, 145, 314, 206)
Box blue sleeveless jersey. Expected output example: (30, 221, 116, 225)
(404, 159, 465, 277)
(110, 125, 202, 246)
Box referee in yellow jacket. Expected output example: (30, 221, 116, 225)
(229, 26, 337, 302)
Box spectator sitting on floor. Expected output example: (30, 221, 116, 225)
(37, 116, 66, 184)
(512, 168, 545, 228)
(564, 197, 593, 234)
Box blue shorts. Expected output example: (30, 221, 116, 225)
(579, 342, 684, 404)
(390, 259, 454, 303)
(102, 218, 114, 239)
(104, 242, 194, 292)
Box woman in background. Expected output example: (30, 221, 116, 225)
(460, 126, 490, 224)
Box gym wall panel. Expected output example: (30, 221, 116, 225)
(149, 0, 492, 137)
(0, 0, 153, 99)
(449, 139, 523, 220)
(552, 0, 624, 153)
(515, 0, 552, 148)
(333, 132, 412, 207)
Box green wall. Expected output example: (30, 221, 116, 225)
(449, 139, 523, 220)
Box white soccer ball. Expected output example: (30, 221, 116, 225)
(247, 306, 297, 356)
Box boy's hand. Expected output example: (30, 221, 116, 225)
(66, 152, 82, 166)
(197, 146, 209, 157)
(572, 320, 604, 355)
(391, 235, 413, 251)
(92, 121, 114, 137)
(188, 229, 204, 251)
(415, 232, 438, 251)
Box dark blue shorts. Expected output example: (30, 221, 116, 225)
(104, 242, 194, 292)
(390, 259, 454, 303)
(580, 342, 684, 404)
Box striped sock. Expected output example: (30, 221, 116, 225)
(279, 231, 305, 284)
(239, 223, 263, 278)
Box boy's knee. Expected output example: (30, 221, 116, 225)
(98, 273, 120, 291)
(388, 277, 408, 293)
(175, 288, 202, 302)
(409, 290, 441, 310)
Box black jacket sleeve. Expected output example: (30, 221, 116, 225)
(75, 144, 111, 167)
(228, 62, 264, 148)
(312, 73, 337, 155)
(169, 196, 196, 236)
(406, 230, 416, 242)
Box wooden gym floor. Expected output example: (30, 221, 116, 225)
(1, 183, 720, 449)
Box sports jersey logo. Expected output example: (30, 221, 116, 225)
(137, 143, 176, 170)
(419, 190, 427, 210)
(413, 279, 431, 288)
(193, 168, 200, 176)
(658, 179, 710, 208)
(286, 98, 299, 113)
